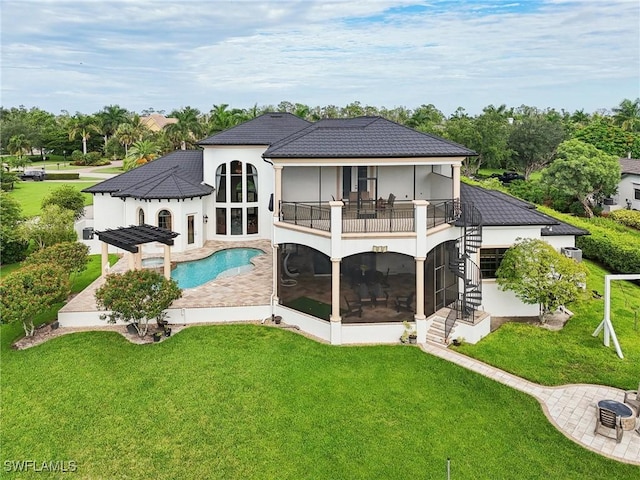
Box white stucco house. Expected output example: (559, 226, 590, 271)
(605, 158, 640, 211)
(65, 113, 588, 345)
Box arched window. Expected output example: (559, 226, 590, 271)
(158, 209, 172, 231)
(138, 208, 145, 226)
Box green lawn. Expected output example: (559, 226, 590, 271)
(1, 325, 636, 479)
(6, 181, 97, 217)
(458, 261, 640, 390)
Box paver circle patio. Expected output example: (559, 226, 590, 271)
(421, 342, 640, 466)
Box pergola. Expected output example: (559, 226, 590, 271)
(95, 224, 180, 279)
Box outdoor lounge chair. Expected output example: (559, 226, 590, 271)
(343, 296, 362, 318)
(357, 282, 374, 308)
(594, 406, 624, 443)
(624, 383, 640, 417)
(395, 292, 414, 313)
(370, 283, 389, 308)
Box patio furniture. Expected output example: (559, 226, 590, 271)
(624, 383, 640, 417)
(357, 283, 374, 308)
(597, 399, 635, 432)
(594, 405, 624, 443)
(343, 296, 362, 318)
(370, 283, 389, 308)
(395, 292, 414, 313)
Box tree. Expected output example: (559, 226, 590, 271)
(7, 134, 31, 167)
(123, 139, 161, 171)
(96, 104, 129, 147)
(95, 269, 182, 337)
(496, 238, 587, 323)
(508, 113, 566, 179)
(67, 114, 100, 155)
(0, 263, 69, 336)
(542, 139, 621, 218)
(41, 184, 86, 220)
(0, 191, 29, 263)
(612, 98, 640, 132)
(24, 242, 89, 286)
(164, 106, 206, 150)
(21, 204, 76, 249)
(444, 109, 482, 175)
(406, 104, 445, 134)
(574, 118, 640, 158)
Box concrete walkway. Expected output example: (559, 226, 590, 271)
(421, 342, 640, 465)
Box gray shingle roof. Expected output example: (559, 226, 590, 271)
(620, 158, 640, 175)
(460, 183, 588, 236)
(264, 117, 477, 158)
(198, 113, 311, 145)
(84, 150, 213, 200)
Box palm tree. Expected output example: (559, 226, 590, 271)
(7, 134, 31, 171)
(612, 98, 640, 132)
(208, 104, 246, 134)
(96, 104, 129, 149)
(164, 106, 206, 150)
(67, 114, 100, 155)
(123, 140, 160, 171)
(115, 123, 136, 157)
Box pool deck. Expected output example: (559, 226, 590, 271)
(59, 240, 273, 313)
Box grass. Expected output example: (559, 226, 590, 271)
(1, 325, 636, 479)
(284, 296, 333, 320)
(6, 181, 97, 217)
(458, 261, 640, 389)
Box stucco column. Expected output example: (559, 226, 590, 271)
(101, 242, 109, 276)
(330, 258, 342, 345)
(163, 244, 171, 280)
(415, 256, 427, 342)
(452, 163, 461, 202)
(274, 165, 283, 218)
(127, 252, 135, 271)
(134, 249, 142, 270)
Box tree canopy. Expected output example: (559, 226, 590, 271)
(95, 269, 182, 337)
(542, 139, 621, 218)
(496, 238, 588, 323)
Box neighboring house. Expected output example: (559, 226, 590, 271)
(615, 158, 640, 211)
(140, 113, 178, 132)
(74, 113, 587, 345)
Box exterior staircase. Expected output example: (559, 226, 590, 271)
(445, 203, 483, 341)
(425, 312, 452, 345)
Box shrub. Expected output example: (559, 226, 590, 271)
(41, 184, 85, 220)
(538, 206, 640, 274)
(609, 209, 640, 230)
(24, 242, 89, 278)
(44, 173, 80, 180)
(85, 152, 102, 165)
(70, 150, 84, 163)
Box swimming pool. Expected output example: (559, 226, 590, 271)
(170, 248, 264, 289)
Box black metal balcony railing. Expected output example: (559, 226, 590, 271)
(279, 199, 460, 234)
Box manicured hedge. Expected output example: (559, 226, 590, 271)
(44, 172, 80, 180)
(538, 206, 640, 274)
(609, 209, 640, 230)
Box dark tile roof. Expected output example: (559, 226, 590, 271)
(460, 183, 588, 236)
(84, 150, 213, 200)
(198, 113, 311, 145)
(264, 117, 477, 158)
(620, 158, 640, 175)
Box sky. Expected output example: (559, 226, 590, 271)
(1, 0, 638, 116)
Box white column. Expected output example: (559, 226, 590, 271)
(101, 242, 109, 276)
(330, 258, 341, 324)
(452, 163, 461, 201)
(163, 244, 171, 280)
(127, 252, 135, 271)
(415, 257, 427, 342)
(274, 165, 283, 218)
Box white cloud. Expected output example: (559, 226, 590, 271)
(1, 0, 637, 115)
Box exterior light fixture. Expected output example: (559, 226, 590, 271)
(203, 215, 208, 223)
(372, 245, 387, 253)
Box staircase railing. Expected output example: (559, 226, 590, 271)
(446, 203, 483, 340)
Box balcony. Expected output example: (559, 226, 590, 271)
(279, 199, 460, 234)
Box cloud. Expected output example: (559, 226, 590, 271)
(1, 0, 638, 115)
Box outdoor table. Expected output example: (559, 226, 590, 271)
(598, 399, 636, 431)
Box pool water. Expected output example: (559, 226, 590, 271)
(171, 248, 264, 289)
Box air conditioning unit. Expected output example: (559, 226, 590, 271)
(561, 247, 582, 262)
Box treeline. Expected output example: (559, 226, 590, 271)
(1, 99, 639, 176)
